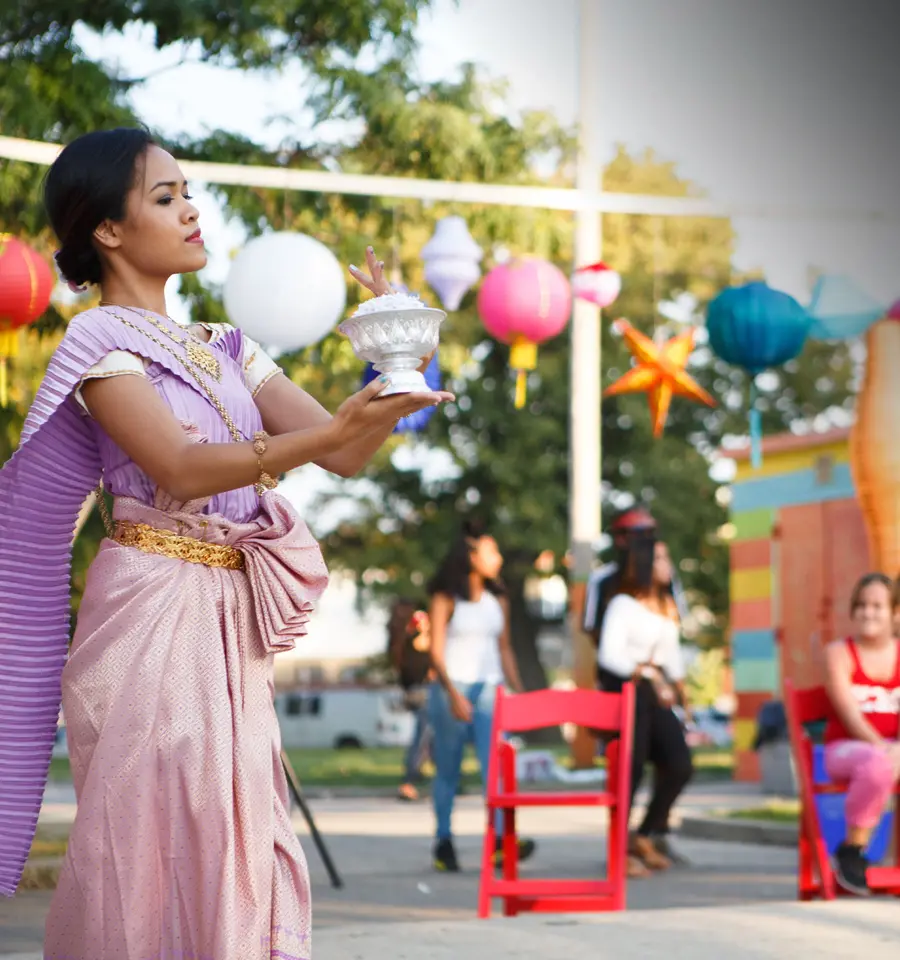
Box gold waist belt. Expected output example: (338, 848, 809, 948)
(112, 520, 245, 571)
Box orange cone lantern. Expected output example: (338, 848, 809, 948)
(0, 235, 55, 406)
(850, 305, 900, 576)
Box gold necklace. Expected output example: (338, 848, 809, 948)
(94, 313, 253, 537)
(111, 313, 244, 442)
(100, 303, 222, 382)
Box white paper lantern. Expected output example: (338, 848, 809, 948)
(421, 216, 482, 311)
(224, 232, 347, 350)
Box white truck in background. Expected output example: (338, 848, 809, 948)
(274, 686, 414, 750)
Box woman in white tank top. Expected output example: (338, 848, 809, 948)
(426, 520, 533, 873)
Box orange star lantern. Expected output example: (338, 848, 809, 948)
(604, 320, 716, 436)
(0, 235, 55, 406)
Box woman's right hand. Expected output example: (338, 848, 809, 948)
(450, 687, 473, 723)
(330, 377, 454, 446)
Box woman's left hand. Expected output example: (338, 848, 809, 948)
(349, 246, 392, 297)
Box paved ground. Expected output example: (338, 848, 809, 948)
(1, 781, 804, 955)
(314, 900, 900, 958)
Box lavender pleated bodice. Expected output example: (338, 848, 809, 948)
(91, 349, 262, 523)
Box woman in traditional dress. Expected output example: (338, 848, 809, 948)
(0, 128, 451, 959)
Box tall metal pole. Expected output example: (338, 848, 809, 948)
(569, 0, 603, 767)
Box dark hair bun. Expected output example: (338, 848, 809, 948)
(43, 127, 154, 289)
(55, 245, 102, 287)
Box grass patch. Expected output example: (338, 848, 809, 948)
(47, 744, 734, 790)
(283, 746, 480, 789)
(725, 799, 799, 824)
(48, 757, 72, 782)
(692, 747, 734, 779)
(28, 828, 69, 859)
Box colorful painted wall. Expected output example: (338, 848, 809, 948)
(727, 428, 871, 781)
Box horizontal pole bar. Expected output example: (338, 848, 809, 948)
(1, 135, 896, 222)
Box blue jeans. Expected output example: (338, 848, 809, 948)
(403, 699, 429, 783)
(428, 681, 498, 841)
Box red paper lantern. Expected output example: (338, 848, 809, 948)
(477, 257, 572, 408)
(0, 235, 55, 405)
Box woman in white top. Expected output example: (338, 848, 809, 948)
(598, 538, 693, 878)
(427, 520, 529, 873)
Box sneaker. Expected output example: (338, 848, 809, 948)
(653, 834, 690, 867)
(433, 837, 460, 873)
(492, 837, 536, 866)
(832, 842, 870, 896)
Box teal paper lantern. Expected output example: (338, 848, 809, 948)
(706, 282, 811, 467)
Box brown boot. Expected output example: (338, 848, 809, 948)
(630, 833, 671, 871)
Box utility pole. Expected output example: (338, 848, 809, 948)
(569, 0, 603, 767)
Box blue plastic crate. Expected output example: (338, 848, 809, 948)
(812, 744, 894, 861)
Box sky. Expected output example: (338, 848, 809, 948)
(75, 0, 900, 305)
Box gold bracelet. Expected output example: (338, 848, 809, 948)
(252, 430, 278, 495)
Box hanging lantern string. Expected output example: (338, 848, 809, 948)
(510, 336, 537, 410)
(749, 377, 762, 470)
(0, 327, 16, 407)
(514, 369, 527, 409)
(652, 216, 663, 343)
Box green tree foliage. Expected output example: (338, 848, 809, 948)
(0, 0, 436, 422)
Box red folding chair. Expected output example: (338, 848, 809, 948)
(784, 679, 900, 900)
(477, 684, 635, 918)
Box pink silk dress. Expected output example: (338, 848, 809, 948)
(33, 311, 328, 960)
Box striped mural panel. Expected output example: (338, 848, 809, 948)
(731, 598, 772, 631)
(730, 567, 772, 602)
(735, 690, 772, 720)
(734, 718, 756, 752)
(735, 751, 760, 782)
(732, 629, 777, 662)
(732, 441, 849, 483)
(730, 538, 771, 570)
(731, 464, 855, 513)
(731, 508, 775, 542)
(728, 432, 852, 783)
(734, 658, 779, 693)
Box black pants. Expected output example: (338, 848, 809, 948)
(629, 679, 693, 836)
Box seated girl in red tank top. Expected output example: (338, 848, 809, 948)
(823, 572, 900, 896)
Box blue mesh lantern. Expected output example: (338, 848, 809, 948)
(361, 352, 442, 434)
(706, 282, 811, 468)
(807, 275, 884, 340)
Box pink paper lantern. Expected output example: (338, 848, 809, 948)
(572, 261, 621, 308)
(477, 257, 572, 408)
